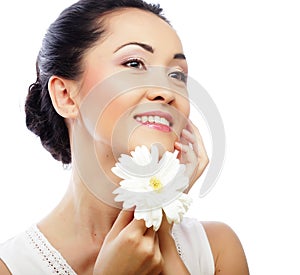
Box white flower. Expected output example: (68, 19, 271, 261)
(112, 145, 192, 231)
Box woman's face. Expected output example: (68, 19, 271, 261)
(74, 8, 190, 159)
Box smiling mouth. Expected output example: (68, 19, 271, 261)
(134, 115, 172, 132)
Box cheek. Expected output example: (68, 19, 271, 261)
(76, 60, 114, 101)
(96, 97, 130, 141)
(181, 92, 191, 116)
(95, 91, 141, 144)
(174, 96, 191, 131)
(79, 67, 142, 141)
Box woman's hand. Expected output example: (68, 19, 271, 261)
(93, 210, 163, 275)
(175, 120, 209, 192)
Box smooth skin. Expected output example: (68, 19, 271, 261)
(0, 8, 249, 275)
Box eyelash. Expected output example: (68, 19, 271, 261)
(168, 71, 187, 84)
(121, 58, 187, 84)
(122, 58, 147, 70)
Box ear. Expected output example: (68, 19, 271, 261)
(48, 76, 78, 119)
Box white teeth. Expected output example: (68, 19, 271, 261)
(135, 115, 170, 127)
(149, 116, 154, 123)
(161, 118, 169, 126)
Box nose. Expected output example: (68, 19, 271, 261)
(146, 88, 175, 104)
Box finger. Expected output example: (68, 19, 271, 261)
(181, 129, 199, 157)
(174, 141, 189, 154)
(188, 121, 209, 178)
(180, 122, 200, 155)
(144, 226, 156, 239)
(108, 209, 134, 239)
(126, 218, 149, 235)
(185, 119, 194, 132)
(181, 128, 196, 145)
(148, 234, 164, 275)
(153, 233, 163, 265)
(188, 121, 208, 159)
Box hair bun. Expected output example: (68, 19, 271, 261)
(25, 79, 71, 164)
(25, 81, 44, 137)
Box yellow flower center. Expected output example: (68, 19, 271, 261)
(149, 176, 162, 191)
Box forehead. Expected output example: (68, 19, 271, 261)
(100, 8, 183, 52)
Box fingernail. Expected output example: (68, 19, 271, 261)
(175, 141, 182, 148)
(182, 129, 189, 135)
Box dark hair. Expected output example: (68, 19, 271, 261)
(25, 0, 168, 164)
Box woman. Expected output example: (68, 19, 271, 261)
(0, 0, 249, 274)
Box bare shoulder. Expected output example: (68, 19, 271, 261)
(0, 260, 11, 275)
(201, 221, 249, 275)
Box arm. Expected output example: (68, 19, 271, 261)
(202, 222, 249, 275)
(0, 260, 11, 275)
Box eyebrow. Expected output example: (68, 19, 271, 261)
(173, 53, 186, 60)
(114, 42, 154, 53)
(114, 42, 186, 60)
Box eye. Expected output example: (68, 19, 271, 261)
(168, 71, 187, 84)
(122, 58, 147, 70)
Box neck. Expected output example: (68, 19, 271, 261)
(38, 167, 121, 245)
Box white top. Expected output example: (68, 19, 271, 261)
(0, 217, 215, 275)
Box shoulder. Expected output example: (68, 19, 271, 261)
(201, 221, 250, 275)
(0, 260, 11, 275)
(0, 226, 42, 274)
(0, 232, 24, 275)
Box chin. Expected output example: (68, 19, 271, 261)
(128, 131, 178, 156)
(110, 125, 180, 159)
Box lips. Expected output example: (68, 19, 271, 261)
(134, 111, 173, 133)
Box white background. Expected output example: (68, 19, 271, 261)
(1, 1, 299, 274)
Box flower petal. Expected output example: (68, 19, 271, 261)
(119, 178, 150, 191)
(131, 145, 152, 165)
(159, 165, 188, 192)
(163, 194, 193, 224)
(135, 208, 163, 231)
(111, 145, 161, 178)
(178, 193, 193, 212)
